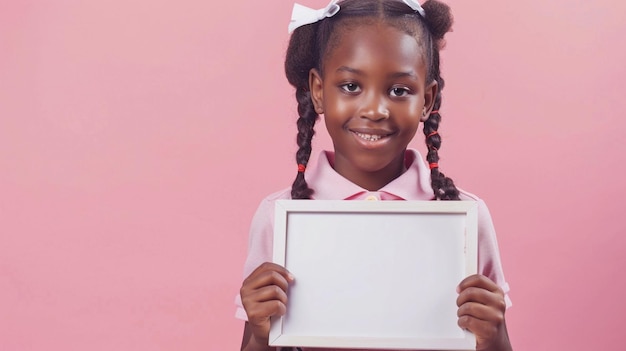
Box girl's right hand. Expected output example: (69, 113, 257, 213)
(240, 262, 295, 346)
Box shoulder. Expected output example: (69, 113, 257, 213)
(254, 187, 292, 209)
(250, 187, 292, 226)
(456, 187, 482, 202)
(457, 187, 490, 213)
(456, 187, 495, 227)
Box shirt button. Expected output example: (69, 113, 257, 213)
(365, 195, 379, 201)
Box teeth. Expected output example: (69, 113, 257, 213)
(355, 132, 384, 141)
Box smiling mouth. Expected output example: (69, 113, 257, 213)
(353, 131, 389, 141)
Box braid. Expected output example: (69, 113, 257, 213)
(291, 88, 318, 199)
(423, 78, 460, 200)
(422, 0, 460, 200)
(285, 24, 321, 199)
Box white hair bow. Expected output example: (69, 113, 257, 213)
(402, 0, 425, 17)
(288, 0, 341, 33)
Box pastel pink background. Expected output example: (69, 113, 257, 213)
(1, 0, 624, 350)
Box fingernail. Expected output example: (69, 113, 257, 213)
(288, 273, 295, 281)
(456, 285, 461, 293)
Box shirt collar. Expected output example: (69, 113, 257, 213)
(306, 149, 435, 200)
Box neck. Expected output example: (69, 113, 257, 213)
(332, 152, 407, 191)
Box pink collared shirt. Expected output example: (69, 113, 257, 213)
(235, 149, 511, 349)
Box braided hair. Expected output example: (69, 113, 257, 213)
(285, 0, 459, 200)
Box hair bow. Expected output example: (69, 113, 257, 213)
(288, 0, 341, 33)
(402, 0, 425, 17)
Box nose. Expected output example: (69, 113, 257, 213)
(358, 92, 389, 121)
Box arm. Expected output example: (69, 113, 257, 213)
(241, 322, 276, 351)
(457, 274, 512, 351)
(240, 262, 294, 351)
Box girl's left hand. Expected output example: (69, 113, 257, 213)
(456, 274, 512, 351)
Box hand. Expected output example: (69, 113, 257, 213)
(240, 262, 295, 345)
(456, 274, 511, 351)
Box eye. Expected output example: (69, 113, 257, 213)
(340, 83, 361, 93)
(390, 87, 411, 97)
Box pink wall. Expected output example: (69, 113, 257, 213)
(1, 0, 624, 350)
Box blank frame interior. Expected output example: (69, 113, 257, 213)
(269, 200, 478, 350)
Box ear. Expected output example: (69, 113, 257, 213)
(309, 68, 324, 115)
(420, 80, 439, 122)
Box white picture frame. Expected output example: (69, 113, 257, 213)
(269, 200, 478, 350)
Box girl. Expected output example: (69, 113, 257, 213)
(236, 0, 512, 350)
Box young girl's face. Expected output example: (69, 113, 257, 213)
(310, 21, 437, 191)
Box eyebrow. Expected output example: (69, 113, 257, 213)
(389, 71, 418, 80)
(336, 66, 419, 80)
(336, 66, 364, 75)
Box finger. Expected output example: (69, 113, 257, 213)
(242, 263, 294, 293)
(241, 266, 292, 322)
(457, 315, 500, 345)
(457, 274, 500, 294)
(242, 270, 290, 294)
(246, 299, 289, 324)
(456, 286, 506, 310)
(243, 285, 290, 326)
(457, 301, 505, 323)
(246, 284, 289, 305)
(458, 313, 496, 330)
(248, 262, 295, 282)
